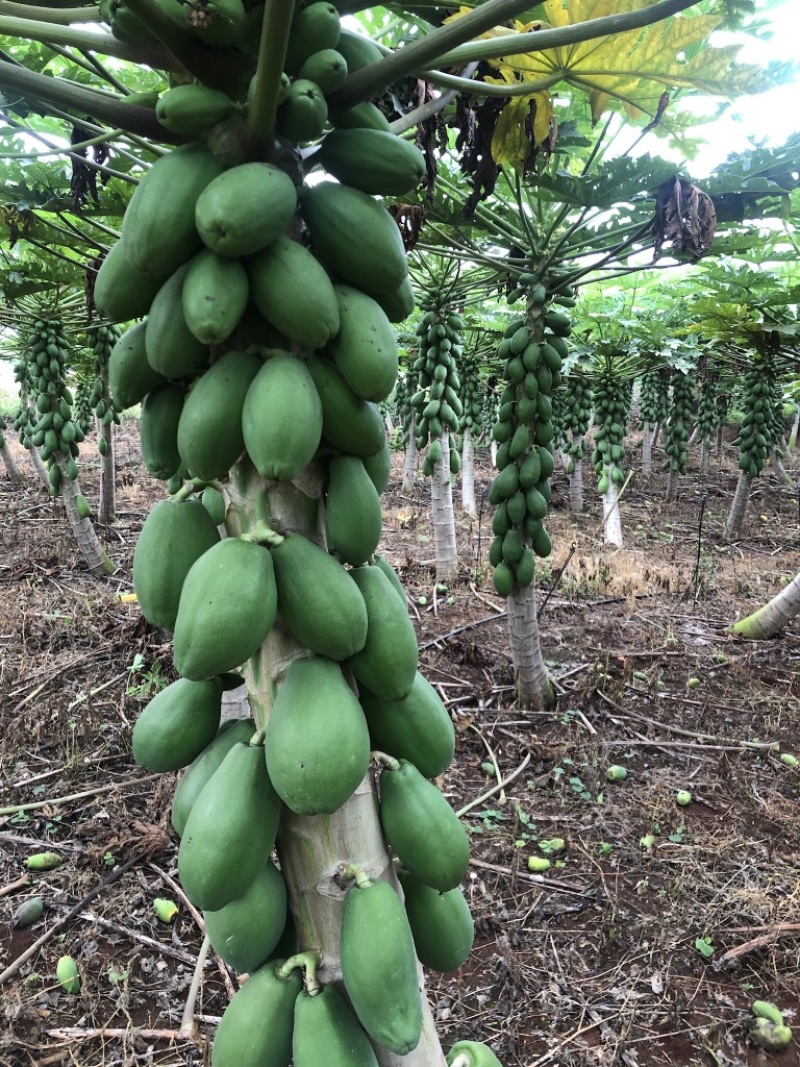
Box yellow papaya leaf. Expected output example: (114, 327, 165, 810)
(489, 90, 554, 170)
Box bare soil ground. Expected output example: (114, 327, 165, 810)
(1, 425, 799, 1067)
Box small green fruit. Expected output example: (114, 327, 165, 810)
(687, 677, 700, 689)
(56, 955, 81, 994)
(675, 790, 692, 806)
(750, 1018, 793, 1051)
(639, 834, 655, 850)
(606, 765, 628, 782)
(153, 898, 178, 923)
(13, 897, 44, 928)
(527, 856, 551, 873)
(780, 753, 798, 767)
(752, 1000, 784, 1026)
(25, 852, 64, 871)
(539, 837, 565, 854)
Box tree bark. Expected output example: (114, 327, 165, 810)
(731, 568, 800, 639)
(651, 420, 661, 451)
(56, 458, 115, 576)
(568, 454, 583, 513)
(770, 447, 789, 486)
(665, 467, 680, 503)
(402, 411, 418, 494)
(602, 464, 623, 548)
(1, 434, 22, 483)
(29, 445, 51, 490)
(431, 430, 457, 581)
(460, 427, 476, 517)
(98, 419, 116, 524)
(507, 578, 554, 710)
(641, 421, 653, 475)
(788, 406, 800, 451)
(725, 471, 752, 539)
(699, 436, 710, 477)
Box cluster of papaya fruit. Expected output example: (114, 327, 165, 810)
(97, 2, 498, 1062)
(638, 367, 669, 433)
(662, 370, 694, 476)
(100, 0, 256, 49)
(734, 360, 782, 477)
(458, 347, 485, 446)
(560, 374, 593, 476)
(12, 316, 84, 495)
(695, 372, 721, 444)
(84, 322, 123, 458)
(591, 368, 629, 495)
(410, 303, 465, 477)
(487, 282, 570, 596)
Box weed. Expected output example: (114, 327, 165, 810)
(125, 654, 168, 701)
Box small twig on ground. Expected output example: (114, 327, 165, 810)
(180, 935, 211, 1039)
(79, 912, 202, 966)
(0, 774, 162, 816)
(9, 648, 109, 710)
(46, 1027, 199, 1042)
(419, 609, 508, 650)
(466, 723, 507, 805)
(469, 857, 593, 898)
(0, 853, 144, 985)
(528, 1012, 623, 1067)
(0, 875, 31, 898)
(716, 924, 800, 965)
(457, 753, 531, 817)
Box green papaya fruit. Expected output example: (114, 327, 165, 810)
(108, 321, 167, 411)
(373, 553, 405, 602)
(297, 48, 348, 92)
(515, 547, 535, 587)
(334, 27, 382, 71)
(201, 485, 226, 526)
(362, 439, 391, 494)
(488, 464, 518, 504)
(132, 677, 223, 771)
(531, 524, 552, 559)
(74, 494, 91, 520)
(374, 273, 416, 323)
(265, 656, 370, 815)
(155, 83, 235, 136)
(195, 162, 298, 258)
(178, 741, 280, 910)
(172, 717, 255, 836)
(340, 878, 422, 1055)
(379, 758, 470, 891)
(140, 383, 184, 481)
(145, 263, 209, 380)
(346, 564, 418, 701)
(301, 183, 407, 296)
(211, 958, 301, 1067)
(122, 144, 225, 277)
(360, 671, 454, 778)
(284, 1, 340, 73)
(293, 985, 378, 1067)
(538, 446, 555, 480)
(306, 355, 385, 456)
(276, 79, 328, 143)
(329, 100, 391, 131)
(185, 0, 246, 45)
(204, 862, 287, 974)
(94, 238, 163, 323)
(525, 487, 548, 521)
(316, 129, 425, 196)
(177, 349, 262, 481)
(242, 353, 322, 481)
(247, 236, 339, 350)
(398, 869, 474, 973)
(182, 249, 249, 345)
(133, 499, 220, 632)
(271, 534, 368, 660)
(325, 455, 382, 566)
(325, 285, 398, 402)
(173, 538, 277, 680)
(446, 1040, 503, 1067)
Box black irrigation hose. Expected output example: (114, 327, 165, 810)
(692, 491, 708, 603)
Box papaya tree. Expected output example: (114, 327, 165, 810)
(0, 1, 790, 1064)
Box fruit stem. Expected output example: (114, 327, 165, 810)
(239, 522, 285, 546)
(337, 863, 372, 890)
(248, 729, 266, 747)
(171, 478, 208, 502)
(371, 751, 400, 772)
(245, 0, 296, 159)
(278, 949, 322, 993)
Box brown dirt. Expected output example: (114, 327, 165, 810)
(1, 425, 799, 1067)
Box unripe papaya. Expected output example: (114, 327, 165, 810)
(173, 538, 277, 680)
(177, 350, 262, 481)
(306, 355, 385, 456)
(340, 879, 422, 1055)
(325, 285, 398, 402)
(181, 249, 249, 345)
(446, 1040, 503, 1067)
(155, 84, 235, 136)
(301, 183, 407, 296)
(272, 534, 368, 660)
(293, 985, 378, 1067)
(179, 741, 280, 911)
(265, 656, 370, 815)
(374, 273, 416, 323)
(276, 79, 328, 143)
(363, 439, 392, 494)
(204, 861, 287, 974)
(247, 236, 339, 350)
(108, 321, 166, 411)
(347, 564, 418, 701)
(122, 145, 225, 277)
(133, 499, 220, 632)
(398, 869, 474, 973)
(145, 263, 209, 380)
(334, 27, 382, 71)
(360, 671, 454, 778)
(242, 353, 322, 482)
(298, 48, 348, 92)
(185, 0, 246, 46)
(325, 455, 382, 566)
(132, 677, 223, 772)
(379, 759, 470, 892)
(171, 717, 255, 836)
(316, 129, 425, 196)
(211, 958, 301, 1067)
(284, 1, 341, 73)
(195, 162, 298, 257)
(140, 383, 184, 481)
(329, 100, 391, 131)
(94, 237, 163, 323)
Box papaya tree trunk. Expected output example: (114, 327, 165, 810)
(770, 447, 789, 486)
(699, 436, 710, 477)
(725, 471, 752, 539)
(56, 457, 114, 575)
(651, 420, 662, 451)
(98, 419, 116, 523)
(641, 421, 653, 475)
(568, 454, 584, 513)
(29, 445, 50, 490)
(686, 425, 698, 448)
(731, 568, 800, 639)
(507, 579, 554, 710)
(601, 464, 623, 548)
(490, 439, 497, 467)
(225, 461, 447, 1067)
(460, 427, 476, 517)
(1, 434, 22, 483)
(665, 467, 680, 502)
(402, 411, 418, 494)
(788, 406, 800, 451)
(431, 430, 457, 581)
(716, 423, 724, 455)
